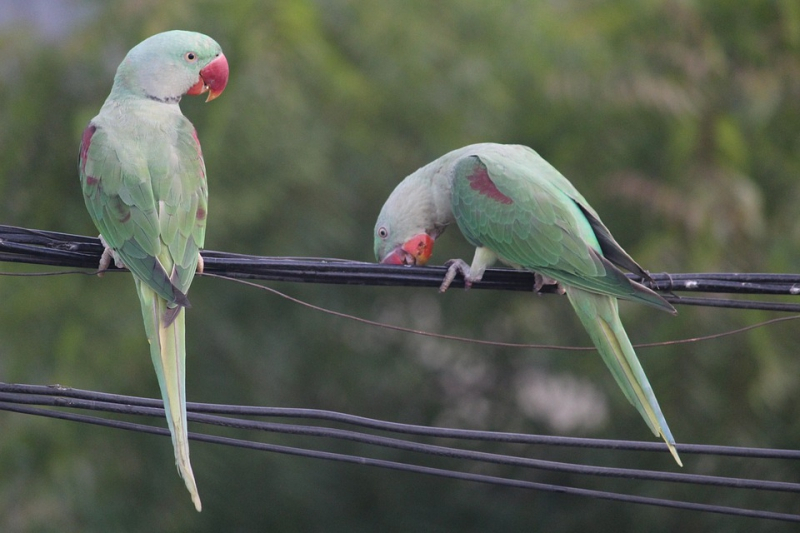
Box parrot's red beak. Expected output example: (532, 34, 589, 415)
(381, 233, 435, 266)
(187, 53, 229, 102)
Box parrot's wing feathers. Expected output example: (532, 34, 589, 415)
(450, 152, 673, 312)
(79, 122, 192, 307)
(573, 202, 651, 280)
(158, 125, 208, 294)
(581, 248, 675, 314)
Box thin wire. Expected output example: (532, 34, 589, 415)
(0, 266, 797, 353)
(204, 273, 800, 352)
(1, 389, 798, 523)
(1, 266, 796, 352)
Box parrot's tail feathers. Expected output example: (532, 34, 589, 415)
(156, 305, 202, 510)
(667, 441, 683, 467)
(595, 316, 682, 466)
(566, 287, 681, 466)
(174, 445, 202, 511)
(138, 282, 202, 510)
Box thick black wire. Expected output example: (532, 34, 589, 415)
(1, 390, 798, 523)
(3, 383, 799, 460)
(2, 403, 797, 523)
(2, 385, 798, 493)
(2, 224, 800, 312)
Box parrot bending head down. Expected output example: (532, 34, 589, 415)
(78, 30, 229, 510)
(374, 143, 681, 465)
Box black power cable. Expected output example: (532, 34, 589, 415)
(2, 224, 800, 312)
(1, 384, 798, 523)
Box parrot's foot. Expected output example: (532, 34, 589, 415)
(534, 273, 565, 295)
(440, 258, 474, 292)
(648, 270, 676, 296)
(97, 235, 125, 276)
(196, 252, 204, 274)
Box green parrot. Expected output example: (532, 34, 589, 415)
(78, 30, 229, 511)
(374, 143, 681, 465)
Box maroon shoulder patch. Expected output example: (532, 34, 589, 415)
(466, 161, 513, 204)
(191, 128, 207, 182)
(79, 124, 96, 174)
(191, 129, 205, 159)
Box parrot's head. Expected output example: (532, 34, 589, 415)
(374, 174, 444, 266)
(113, 30, 229, 103)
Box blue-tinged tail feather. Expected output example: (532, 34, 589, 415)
(565, 286, 681, 466)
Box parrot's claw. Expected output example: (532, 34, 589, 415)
(196, 252, 204, 274)
(534, 273, 565, 295)
(440, 258, 473, 293)
(97, 235, 126, 276)
(648, 271, 676, 297)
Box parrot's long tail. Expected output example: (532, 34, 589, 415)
(137, 280, 202, 511)
(565, 286, 682, 466)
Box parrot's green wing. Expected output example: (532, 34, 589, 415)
(450, 148, 673, 313)
(79, 116, 207, 307)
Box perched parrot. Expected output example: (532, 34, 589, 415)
(78, 30, 229, 511)
(374, 143, 681, 465)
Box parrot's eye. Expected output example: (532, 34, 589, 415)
(377, 227, 389, 239)
(184, 52, 198, 63)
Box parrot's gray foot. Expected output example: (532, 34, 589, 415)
(97, 235, 125, 276)
(196, 252, 204, 274)
(534, 273, 565, 295)
(440, 258, 473, 292)
(644, 270, 668, 293)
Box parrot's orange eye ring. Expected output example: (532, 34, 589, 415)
(377, 227, 389, 239)
(184, 52, 198, 63)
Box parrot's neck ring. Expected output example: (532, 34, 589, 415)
(145, 92, 182, 104)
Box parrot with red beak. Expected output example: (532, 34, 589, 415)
(78, 30, 229, 510)
(374, 143, 681, 465)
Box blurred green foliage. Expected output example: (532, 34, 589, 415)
(2, 0, 800, 530)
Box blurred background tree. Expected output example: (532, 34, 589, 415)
(1, 0, 799, 530)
